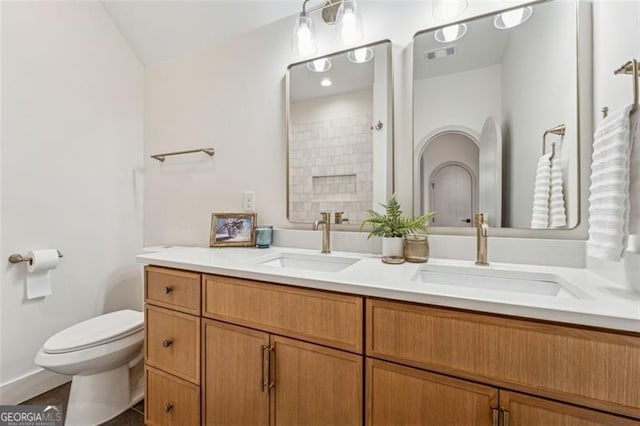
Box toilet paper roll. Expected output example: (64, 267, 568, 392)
(26, 249, 59, 299)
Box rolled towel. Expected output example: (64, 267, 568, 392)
(587, 105, 633, 261)
(549, 155, 567, 228)
(531, 153, 552, 229)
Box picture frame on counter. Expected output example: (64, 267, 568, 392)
(210, 212, 257, 247)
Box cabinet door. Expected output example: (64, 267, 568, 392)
(367, 358, 498, 426)
(272, 335, 363, 426)
(500, 391, 639, 426)
(203, 320, 270, 426)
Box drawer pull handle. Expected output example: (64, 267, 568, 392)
(163, 403, 173, 413)
(162, 339, 174, 348)
(501, 409, 509, 426)
(164, 286, 174, 294)
(492, 408, 499, 426)
(261, 345, 274, 393)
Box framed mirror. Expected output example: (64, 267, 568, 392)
(286, 40, 393, 225)
(413, 0, 580, 230)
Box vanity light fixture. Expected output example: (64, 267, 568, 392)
(321, 77, 333, 87)
(434, 23, 467, 43)
(336, 0, 363, 45)
(432, 0, 468, 21)
(307, 57, 332, 72)
(292, 0, 365, 57)
(292, 6, 318, 57)
(494, 6, 533, 29)
(347, 47, 374, 63)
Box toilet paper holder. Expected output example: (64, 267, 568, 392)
(8, 250, 63, 265)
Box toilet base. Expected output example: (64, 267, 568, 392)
(65, 361, 143, 426)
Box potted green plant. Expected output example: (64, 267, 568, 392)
(360, 194, 435, 258)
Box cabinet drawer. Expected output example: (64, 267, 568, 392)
(145, 366, 200, 426)
(145, 305, 200, 384)
(145, 266, 201, 315)
(203, 274, 363, 353)
(366, 299, 640, 419)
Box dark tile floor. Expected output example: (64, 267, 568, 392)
(21, 382, 144, 425)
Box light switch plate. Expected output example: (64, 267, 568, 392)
(242, 191, 255, 211)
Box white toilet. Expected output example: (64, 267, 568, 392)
(35, 310, 144, 426)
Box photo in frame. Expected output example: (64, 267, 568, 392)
(210, 212, 256, 247)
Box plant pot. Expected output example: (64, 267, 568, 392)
(382, 237, 404, 258)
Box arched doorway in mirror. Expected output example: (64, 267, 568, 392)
(419, 131, 479, 227)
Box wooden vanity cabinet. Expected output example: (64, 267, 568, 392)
(144, 265, 640, 426)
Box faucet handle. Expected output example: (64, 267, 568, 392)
(474, 212, 486, 225)
(320, 211, 330, 221)
(334, 211, 350, 224)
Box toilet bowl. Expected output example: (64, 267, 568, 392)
(35, 310, 144, 426)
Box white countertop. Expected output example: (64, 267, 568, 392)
(137, 246, 640, 333)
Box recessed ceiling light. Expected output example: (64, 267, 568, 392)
(347, 47, 374, 63)
(321, 77, 332, 87)
(434, 23, 467, 43)
(307, 57, 332, 72)
(494, 6, 533, 29)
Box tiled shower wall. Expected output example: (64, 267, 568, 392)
(289, 113, 373, 223)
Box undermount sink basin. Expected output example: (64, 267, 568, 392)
(412, 265, 588, 298)
(257, 252, 360, 273)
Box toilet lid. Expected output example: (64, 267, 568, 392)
(43, 310, 144, 354)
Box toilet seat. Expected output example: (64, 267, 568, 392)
(43, 310, 143, 354)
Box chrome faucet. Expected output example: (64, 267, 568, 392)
(474, 213, 489, 266)
(312, 212, 331, 254)
(334, 211, 350, 224)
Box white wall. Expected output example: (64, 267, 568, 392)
(414, 64, 503, 150)
(501, 1, 578, 228)
(0, 1, 144, 403)
(587, 0, 640, 289)
(143, 1, 532, 246)
(291, 89, 372, 123)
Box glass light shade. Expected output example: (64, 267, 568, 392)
(307, 57, 332, 72)
(494, 6, 533, 29)
(347, 47, 374, 63)
(432, 0, 468, 21)
(292, 12, 317, 56)
(434, 23, 467, 43)
(320, 77, 332, 87)
(336, 0, 363, 45)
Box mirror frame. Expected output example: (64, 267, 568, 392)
(411, 0, 584, 234)
(285, 39, 395, 226)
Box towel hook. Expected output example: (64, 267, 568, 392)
(613, 59, 639, 113)
(542, 124, 566, 158)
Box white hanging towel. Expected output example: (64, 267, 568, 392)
(587, 105, 633, 261)
(549, 155, 567, 228)
(627, 109, 640, 252)
(530, 153, 552, 229)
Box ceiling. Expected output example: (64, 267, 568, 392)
(102, 1, 302, 65)
(289, 48, 376, 102)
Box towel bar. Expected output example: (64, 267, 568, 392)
(151, 148, 215, 162)
(9, 250, 63, 264)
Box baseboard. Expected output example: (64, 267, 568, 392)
(0, 368, 70, 405)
